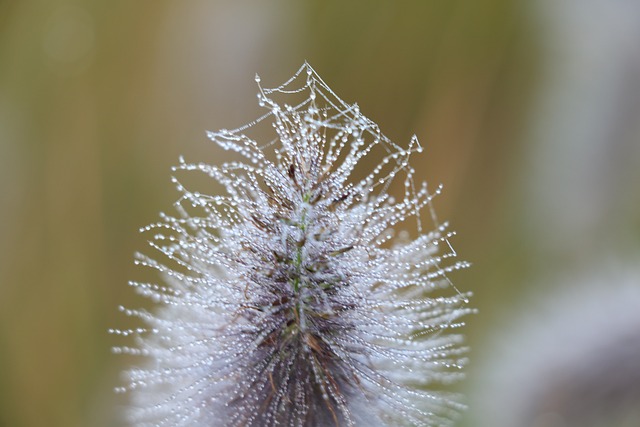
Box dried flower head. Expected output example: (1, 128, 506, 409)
(113, 63, 472, 427)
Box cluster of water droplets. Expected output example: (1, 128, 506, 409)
(113, 63, 472, 427)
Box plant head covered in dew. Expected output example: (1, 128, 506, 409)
(112, 63, 473, 427)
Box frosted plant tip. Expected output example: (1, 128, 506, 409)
(114, 63, 473, 427)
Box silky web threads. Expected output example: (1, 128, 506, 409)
(113, 63, 473, 427)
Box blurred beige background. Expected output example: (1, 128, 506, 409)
(1, 1, 639, 426)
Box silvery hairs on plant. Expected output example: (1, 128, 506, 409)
(112, 63, 473, 427)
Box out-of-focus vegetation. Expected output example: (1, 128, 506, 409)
(1, 1, 638, 426)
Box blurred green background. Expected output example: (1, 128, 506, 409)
(2, 1, 639, 426)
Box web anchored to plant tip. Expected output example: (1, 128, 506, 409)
(113, 63, 473, 427)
